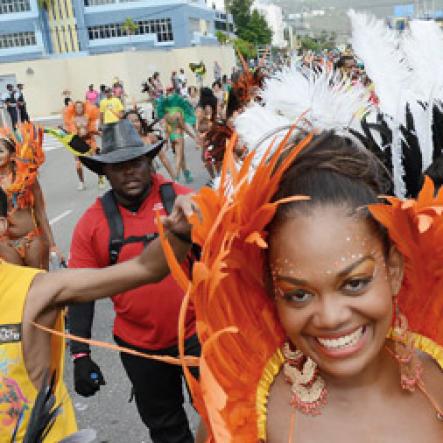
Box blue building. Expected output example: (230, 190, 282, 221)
(0, 0, 232, 62)
(0, 0, 47, 61)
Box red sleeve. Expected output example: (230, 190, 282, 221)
(172, 182, 193, 196)
(68, 207, 101, 269)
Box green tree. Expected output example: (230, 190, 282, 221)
(299, 31, 337, 53)
(122, 17, 138, 36)
(299, 36, 322, 52)
(216, 30, 230, 45)
(226, 0, 253, 32)
(241, 9, 272, 45)
(233, 37, 256, 59)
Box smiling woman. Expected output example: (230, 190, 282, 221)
(167, 129, 443, 443)
(268, 133, 400, 386)
(264, 134, 442, 443)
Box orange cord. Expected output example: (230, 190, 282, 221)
(32, 321, 199, 367)
(288, 411, 296, 443)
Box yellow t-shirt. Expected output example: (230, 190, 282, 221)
(0, 262, 77, 442)
(100, 97, 124, 124)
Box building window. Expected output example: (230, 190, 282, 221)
(0, 31, 36, 48)
(87, 18, 173, 42)
(84, 0, 115, 6)
(215, 21, 227, 31)
(84, 0, 138, 4)
(0, 0, 31, 14)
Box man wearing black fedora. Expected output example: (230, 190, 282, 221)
(68, 120, 200, 442)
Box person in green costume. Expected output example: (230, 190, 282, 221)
(155, 91, 197, 183)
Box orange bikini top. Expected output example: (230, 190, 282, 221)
(0, 124, 44, 210)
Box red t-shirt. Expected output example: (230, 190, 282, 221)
(69, 174, 196, 350)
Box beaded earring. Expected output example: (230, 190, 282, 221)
(282, 342, 328, 415)
(391, 300, 423, 392)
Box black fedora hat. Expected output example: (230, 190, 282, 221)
(81, 120, 164, 175)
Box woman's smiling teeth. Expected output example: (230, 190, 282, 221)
(316, 326, 366, 350)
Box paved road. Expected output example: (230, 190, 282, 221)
(39, 124, 207, 442)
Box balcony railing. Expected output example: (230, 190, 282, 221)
(0, 0, 31, 14)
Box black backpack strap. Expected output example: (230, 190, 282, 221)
(123, 233, 158, 246)
(100, 190, 124, 265)
(101, 184, 176, 266)
(159, 182, 176, 215)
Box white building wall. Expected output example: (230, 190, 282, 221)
(207, 0, 225, 11)
(0, 44, 236, 117)
(253, 1, 286, 48)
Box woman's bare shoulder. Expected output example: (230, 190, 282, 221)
(418, 350, 443, 410)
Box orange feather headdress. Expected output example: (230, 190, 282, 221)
(160, 129, 313, 442)
(226, 53, 266, 120)
(369, 177, 443, 346)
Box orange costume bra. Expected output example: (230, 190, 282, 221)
(0, 124, 45, 212)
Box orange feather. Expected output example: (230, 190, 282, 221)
(161, 129, 313, 441)
(369, 176, 443, 345)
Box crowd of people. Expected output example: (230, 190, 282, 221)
(0, 8, 443, 443)
(58, 66, 236, 190)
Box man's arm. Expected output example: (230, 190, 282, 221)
(27, 191, 197, 317)
(28, 229, 190, 315)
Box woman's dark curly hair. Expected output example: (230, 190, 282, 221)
(269, 131, 392, 254)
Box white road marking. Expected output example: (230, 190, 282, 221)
(49, 209, 72, 226)
(43, 134, 64, 152)
(44, 145, 63, 152)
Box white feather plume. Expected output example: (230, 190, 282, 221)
(401, 20, 443, 171)
(234, 66, 370, 152)
(261, 67, 370, 132)
(402, 20, 443, 101)
(348, 9, 410, 124)
(407, 100, 434, 172)
(234, 103, 290, 154)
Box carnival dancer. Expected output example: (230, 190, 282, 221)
(158, 14, 443, 441)
(0, 183, 195, 443)
(171, 129, 442, 443)
(63, 100, 103, 190)
(196, 87, 218, 180)
(199, 59, 266, 180)
(187, 86, 199, 109)
(156, 91, 197, 183)
(124, 109, 175, 180)
(0, 124, 58, 270)
(68, 120, 200, 443)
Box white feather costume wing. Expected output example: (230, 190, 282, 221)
(401, 20, 443, 170)
(402, 20, 443, 101)
(349, 9, 411, 196)
(348, 9, 410, 124)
